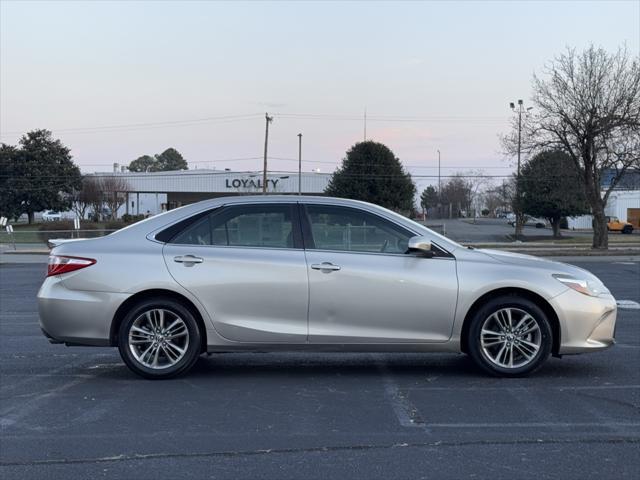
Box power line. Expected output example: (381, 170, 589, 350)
(0, 171, 558, 181)
(0, 113, 264, 136)
(0, 155, 516, 170)
(273, 112, 508, 121)
(1, 111, 512, 138)
(261, 157, 514, 169)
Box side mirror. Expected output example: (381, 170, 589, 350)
(407, 236, 434, 257)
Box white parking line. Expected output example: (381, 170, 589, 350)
(617, 300, 640, 310)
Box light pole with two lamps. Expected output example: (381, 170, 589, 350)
(509, 99, 532, 238)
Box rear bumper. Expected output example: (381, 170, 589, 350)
(37, 276, 130, 346)
(550, 289, 617, 354)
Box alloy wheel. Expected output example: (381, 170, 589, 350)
(128, 309, 190, 369)
(480, 307, 542, 369)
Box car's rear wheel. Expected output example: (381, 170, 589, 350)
(118, 298, 202, 379)
(467, 295, 552, 377)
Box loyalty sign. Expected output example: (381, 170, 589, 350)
(225, 178, 280, 189)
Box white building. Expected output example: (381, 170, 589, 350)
(89, 170, 332, 217)
(566, 169, 640, 230)
(567, 190, 640, 229)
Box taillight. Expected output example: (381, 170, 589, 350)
(47, 255, 96, 277)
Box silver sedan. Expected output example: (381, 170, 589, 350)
(38, 196, 617, 379)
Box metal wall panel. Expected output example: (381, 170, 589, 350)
(90, 170, 331, 194)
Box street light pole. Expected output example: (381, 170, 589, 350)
(517, 101, 522, 179)
(297, 133, 302, 195)
(510, 99, 528, 237)
(262, 113, 273, 194)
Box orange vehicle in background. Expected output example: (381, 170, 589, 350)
(606, 216, 634, 234)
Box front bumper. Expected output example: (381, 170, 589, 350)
(37, 276, 131, 346)
(550, 288, 617, 354)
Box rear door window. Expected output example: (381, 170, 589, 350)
(169, 204, 300, 249)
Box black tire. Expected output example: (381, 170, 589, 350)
(622, 225, 633, 234)
(467, 295, 552, 377)
(118, 298, 202, 379)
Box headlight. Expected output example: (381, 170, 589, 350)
(552, 274, 609, 297)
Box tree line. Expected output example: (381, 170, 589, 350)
(0, 129, 188, 223)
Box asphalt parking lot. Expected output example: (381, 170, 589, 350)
(1, 260, 638, 479)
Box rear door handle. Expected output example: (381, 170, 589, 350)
(174, 255, 204, 265)
(311, 262, 341, 272)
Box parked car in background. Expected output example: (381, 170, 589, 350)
(606, 216, 634, 234)
(508, 215, 547, 228)
(89, 207, 112, 221)
(42, 211, 62, 222)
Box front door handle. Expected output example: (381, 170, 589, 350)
(311, 262, 341, 272)
(174, 255, 204, 265)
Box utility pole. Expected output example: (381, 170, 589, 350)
(363, 107, 367, 142)
(437, 149, 441, 197)
(262, 113, 273, 194)
(509, 100, 531, 237)
(297, 133, 302, 195)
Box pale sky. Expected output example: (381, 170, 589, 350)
(1, 0, 639, 192)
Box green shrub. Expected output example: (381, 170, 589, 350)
(121, 213, 146, 224)
(104, 221, 127, 230)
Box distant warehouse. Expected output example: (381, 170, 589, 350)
(567, 169, 640, 229)
(88, 169, 332, 217)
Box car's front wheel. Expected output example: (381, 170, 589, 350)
(118, 298, 202, 379)
(467, 295, 552, 377)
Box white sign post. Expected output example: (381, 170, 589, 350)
(5, 224, 15, 250)
(0, 217, 7, 227)
(73, 217, 80, 238)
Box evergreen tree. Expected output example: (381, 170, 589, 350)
(0, 130, 81, 223)
(325, 141, 416, 212)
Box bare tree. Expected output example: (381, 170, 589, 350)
(71, 177, 98, 219)
(440, 174, 472, 217)
(101, 176, 130, 220)
(81, 177, 105, 221)
(482, 188, 503, 217)
(525, 45, 640, 249)
(464, 169, 492, 220)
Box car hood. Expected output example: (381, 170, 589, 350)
(477, 248, 594, 278)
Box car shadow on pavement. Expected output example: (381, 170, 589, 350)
(187, 352, 613, 381)
(79, 351, 615, 382)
